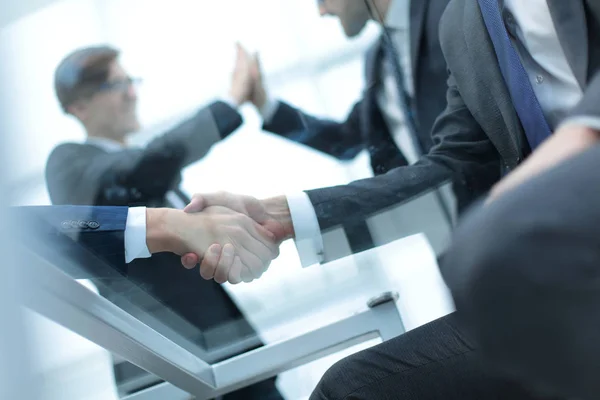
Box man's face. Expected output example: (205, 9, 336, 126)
(319, 0, 371, 38)
(73, 61, 141, 140)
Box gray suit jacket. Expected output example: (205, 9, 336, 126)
(305, 0, 600, 234)
(46, 101, 242, 207)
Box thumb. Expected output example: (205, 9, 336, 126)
(181, 252, 200, 269)
(184, 195, 205, 213)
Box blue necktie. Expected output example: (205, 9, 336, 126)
(477, 0, 552, 150)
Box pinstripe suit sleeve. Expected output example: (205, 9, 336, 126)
(13, 206, 130, 277)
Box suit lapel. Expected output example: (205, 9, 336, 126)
(365, 37, 384, 90)
(461, 0, 524, 161)
(410, 0, 428, 80)
(361, 37, 385, 141)
(547, 0, 588, 88)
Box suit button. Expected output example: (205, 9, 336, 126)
(375, 165, 386, 174)
(87, 221, 100, 230)
(77, 220, 89, 229)
(130, 188, 142, 200)
(61, 221, 72, 230)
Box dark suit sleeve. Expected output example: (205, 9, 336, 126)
(440, 144, 600, 400)
(306, 72, 501, 231)
(263, 100, 365, 161)
(46, 101, 242, 206)
(13, 206, 130, 278)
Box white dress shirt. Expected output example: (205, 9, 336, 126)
(287, 0, 599, 267)
(85, 137, 152, 263)
(377, 0, 421, 164)
(503, 0, 583, 130)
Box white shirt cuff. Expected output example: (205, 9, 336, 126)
(124, 207, 152, 263)
(286, 192, 324, 268)
(559, 116, 600, 132)
(259, 96, 280, 124)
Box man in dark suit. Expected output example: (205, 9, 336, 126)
(253, 0, 449, 175)
(45, 46, 283, 399)
(443, 143, 600, 400)
(238, 0, 455, 256)
(187, 0, 600, 397)
(46, 45, 250, 208)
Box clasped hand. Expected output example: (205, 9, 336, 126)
(176, 192, 293, 285)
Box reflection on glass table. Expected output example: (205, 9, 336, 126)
(22, 231, 453, 399)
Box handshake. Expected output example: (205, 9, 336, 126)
(146, 192, 295, 285)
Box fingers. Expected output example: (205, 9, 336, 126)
(228, 256, 245, 285)
(181, 252, 200, 269)
(240, 258, 256, 283)
(251, 53, 262, 78)
(213, 243, 236, 284)
(244, 218, 280, 258)
(232, 219, 279, 279)
(237, 244, 269, 280)
(199, 244, 222, 280)
(199, 244, 247, 285)
(185, 192, 236, 214)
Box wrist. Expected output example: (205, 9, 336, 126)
(252, 91, 267, 110)
(263, 195, 295, 240)
(146, 208, 182, 255)
(228, 91, 243, 107)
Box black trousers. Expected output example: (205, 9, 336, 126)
(310, 313, 559, 400)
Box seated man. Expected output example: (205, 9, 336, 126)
(45, 45, 282, 399)
(443, 135, 600, 400)
(47, 45, 250, 207)
(184, 0, 600, 398)
(239, 0, 457, 254)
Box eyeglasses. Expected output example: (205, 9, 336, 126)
(98, 77, 142, 93)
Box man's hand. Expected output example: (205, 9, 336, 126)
(180, 192, 295, 279)
(229, 43, 254, 106)
(146, 207, 279, 284)
(488, 123, 600, 203)
(249, 53, 267, 110)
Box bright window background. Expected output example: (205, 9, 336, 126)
(2, 0, 380, 205)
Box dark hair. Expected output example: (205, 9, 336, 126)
(54, 45, 120, 113)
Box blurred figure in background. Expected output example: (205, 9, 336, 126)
(44, 46, 283, 400)
(235, 0, 457, 255)
(47, 45, 250, 208)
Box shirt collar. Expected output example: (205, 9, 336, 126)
(85, 137, 126, 153)
(384, 0, 410, 31)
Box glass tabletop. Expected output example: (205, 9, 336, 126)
(29, 228, 451, 359)
(20, 215, 452, 397)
